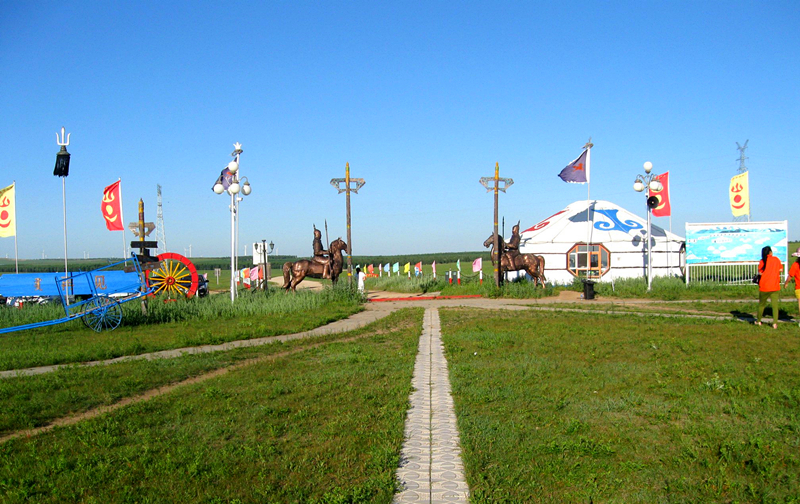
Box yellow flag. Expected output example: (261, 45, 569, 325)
(0, 183, 15, 238)
(403, 262, 410, 273)
(729, 172, 750, 217)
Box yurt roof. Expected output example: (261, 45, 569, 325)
(520, 200, 684, 245)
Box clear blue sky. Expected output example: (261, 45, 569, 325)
(1, 1, 797, 260)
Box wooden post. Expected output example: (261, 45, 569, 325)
(480, 162, 514, 288)
(330, 162, 365, 284)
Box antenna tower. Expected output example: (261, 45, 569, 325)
(156, 184, 167, 255)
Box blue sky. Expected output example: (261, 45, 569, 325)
(1, 1, 798, 260)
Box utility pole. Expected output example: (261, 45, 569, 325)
(480, 162, 514, 288)
(330, 162, 365, 282)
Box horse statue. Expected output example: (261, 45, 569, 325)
(282, 237, 348, 292)
(483, 233, 547, 287)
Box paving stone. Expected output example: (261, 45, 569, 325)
(393, 308, 469, 504)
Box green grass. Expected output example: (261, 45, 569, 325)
(440, 308, 800, 503)
(0, 286, 364, 370)
(539, 298, 800, 322)
(0, 308, 423, 503)
(0, 308, 418, 438)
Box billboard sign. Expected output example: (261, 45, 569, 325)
(685, 221, 787, 265)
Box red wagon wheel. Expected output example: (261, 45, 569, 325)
(146, 252, 199, 299)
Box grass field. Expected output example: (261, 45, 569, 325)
(440, 308, 800, 503)
(0, 286, 363, 370)
(0, 308, 423, 503)
(3, 252, 800, 502)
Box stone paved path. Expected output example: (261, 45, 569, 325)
(394, 308, 469, 503)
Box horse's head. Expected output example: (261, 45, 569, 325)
(483, 234, 505, 248)
(330, 237, 349, 255)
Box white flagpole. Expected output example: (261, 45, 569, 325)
(584, 139, 594, 277)
(13, 181, 18, 274)
(118, 178, 127, 261)
(667, 172, 672, 275)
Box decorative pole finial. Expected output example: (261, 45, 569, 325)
(56, 127, 70, 147)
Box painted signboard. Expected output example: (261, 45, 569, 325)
(685, 221, 787, 265)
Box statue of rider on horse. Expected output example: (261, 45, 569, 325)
(282, 225, 348, 292)
(483, 221, 546, 287)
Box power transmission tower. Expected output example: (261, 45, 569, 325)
(734, 141, 749, 222)
(736, 140, 749, 174)
(156, 184, 167, 254)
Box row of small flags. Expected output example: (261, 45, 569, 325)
(234, 266, 265, 288)
(354, 258, 485, 277)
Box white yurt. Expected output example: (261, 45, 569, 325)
(518, 200, 685, 285)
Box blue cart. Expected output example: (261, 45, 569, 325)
(0, 254, 154, 334)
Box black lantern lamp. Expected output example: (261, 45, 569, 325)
(54, 127, 70, 177)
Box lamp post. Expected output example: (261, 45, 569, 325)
(213, 142, 251, 302)
(633, 161, 663, 291)
(54, 127, 71, 292)
(260, 239, 274, 289)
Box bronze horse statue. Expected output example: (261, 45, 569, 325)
(282, 237, 348, 292)
(483, 234, 547, 287)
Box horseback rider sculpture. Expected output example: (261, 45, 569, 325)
(503, 221, 521, 263)
(311, 225, 332, 279)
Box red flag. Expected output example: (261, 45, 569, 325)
(368, 264, 374, 274)
(415, 261, 422, 274)
(649, 172, 671, 217)
(101, 180, 124, 231)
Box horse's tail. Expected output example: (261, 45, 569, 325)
(282, 262, 293, 289)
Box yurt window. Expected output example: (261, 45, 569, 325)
(567, 244, 610, 278)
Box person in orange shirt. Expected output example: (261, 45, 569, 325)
(756, 246, 782, 328)
(783, 247, 800, 326)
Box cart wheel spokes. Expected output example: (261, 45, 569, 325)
(147, 252, 199, 299)
(82, 295, 123, 332)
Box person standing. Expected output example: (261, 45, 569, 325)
(783, 247, 800, 326)
(756, 246, 782, 329)
(356, 267, 366, 294)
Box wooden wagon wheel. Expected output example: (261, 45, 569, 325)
(81, 295, 123, 332)
(146, 252, 199, 299)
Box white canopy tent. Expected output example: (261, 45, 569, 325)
(517, 200, 685, 285)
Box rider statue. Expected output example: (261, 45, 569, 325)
(312, 225, 332, 279)
(503, 221, 521, 264)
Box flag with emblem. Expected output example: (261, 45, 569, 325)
(101, 180, 124, 231)
(212, 168, 235, 191)
(558, 149, 589, 184)
(729, 172, 750, 217)
(649, 172, 671, 217)
(0, 183, 16, 238)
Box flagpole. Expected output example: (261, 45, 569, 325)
(118, 178, 127, 262)
(584, 139, 594, 278)
(13, 181, 18, 274)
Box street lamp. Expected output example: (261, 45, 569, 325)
(213, 142, 250, 302)
(260, 239, 274, 289)
(54, 127, 71, 290)
(633, 161, 663, 291)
